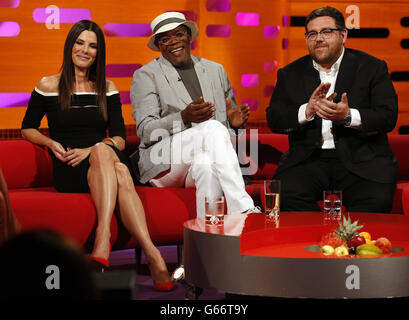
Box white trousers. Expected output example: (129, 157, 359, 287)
(150, 120, 254, 218)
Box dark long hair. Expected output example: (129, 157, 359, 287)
(58, 20, 107, 120)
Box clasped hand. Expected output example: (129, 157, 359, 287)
(181, 96, 250, 129)
(48, 141, 90, 167)
(306, 83, 350, 122)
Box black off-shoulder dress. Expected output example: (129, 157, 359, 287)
(22, 88, 134, 193)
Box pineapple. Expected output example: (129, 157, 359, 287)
(335, 215, 363, 242)
(319, 232, 345, 248)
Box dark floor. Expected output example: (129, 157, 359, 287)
(93, 246, 409, 307)
(97, 245, 225, 300)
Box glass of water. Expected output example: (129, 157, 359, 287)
(205, 196, 225, 226)
(323, 190, 342, 216)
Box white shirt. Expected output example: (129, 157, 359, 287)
(298, 47, 361, 149)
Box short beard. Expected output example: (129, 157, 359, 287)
(310, 46, 343, 68)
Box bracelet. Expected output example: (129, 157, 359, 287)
(102, 137, 118, 149)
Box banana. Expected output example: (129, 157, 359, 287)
(356, 244, 382, 255)
(357, 249, 381, 256)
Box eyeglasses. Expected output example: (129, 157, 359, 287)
(305, 28, 343, 41)
(157, 30, 188, 46)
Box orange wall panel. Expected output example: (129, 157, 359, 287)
(1, 0, 409, 135)
(0, 0, 288, 132)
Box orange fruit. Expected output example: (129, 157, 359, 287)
(359, 232, 372, 243)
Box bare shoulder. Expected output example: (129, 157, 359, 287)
(36, 74, 60, 93)
(106, 79, 119, 93)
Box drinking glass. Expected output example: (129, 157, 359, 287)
(205, 196, 225, 226)
(323, 190, 342, 216)
(264, 180, 280, 216)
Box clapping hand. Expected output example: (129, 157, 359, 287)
(315, 92, 350, 122)
(226, 98, 250, 129)
(305, 83, 331, 119)
(306, 83, 349, 122)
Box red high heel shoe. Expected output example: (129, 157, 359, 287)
(148, 259, 175, 291)
(153, 277, 175, 292)
(89, 243, 111, 272)
(89, 256, 109, 273)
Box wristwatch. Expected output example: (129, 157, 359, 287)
(343, 110, 352, 126)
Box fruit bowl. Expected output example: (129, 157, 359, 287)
(305, 244, 405, 257)
(317, 215, 399, 257)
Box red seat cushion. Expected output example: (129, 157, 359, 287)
(10, 186, 197, 250)
(0, 140, 53, 189)
(10, 188, 98, 248)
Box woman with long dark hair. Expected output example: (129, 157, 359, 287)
(21, 20, 174, 291)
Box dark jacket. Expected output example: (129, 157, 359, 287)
(266, 48, 398, 183)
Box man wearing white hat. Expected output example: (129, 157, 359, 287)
(130, 12, 260, 218)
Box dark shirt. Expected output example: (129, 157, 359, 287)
(175, 62, 203, 101)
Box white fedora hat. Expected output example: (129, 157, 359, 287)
(148, 12, 198, 51)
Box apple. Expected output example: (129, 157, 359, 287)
(348, 234, 366, 248)
(375, 237, 392, 254)
(334, 246, 349, 256)
(320, 245, 335, 255)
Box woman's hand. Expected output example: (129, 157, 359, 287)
(47, 140, 68, 163)
(64, 147, 91, 167)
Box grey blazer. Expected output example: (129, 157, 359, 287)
(130, 55, 238, 184)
